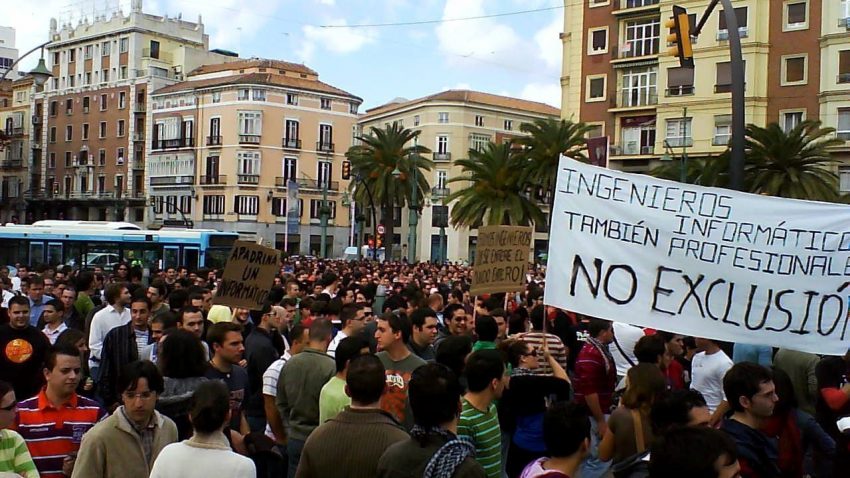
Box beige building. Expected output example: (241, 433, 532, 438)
(0, 77, 35, 223)
(29, 0, 235, 222)
(149, 58, 362, 255)
(359, 90, 559, 263)
(560, 0, 848, 180)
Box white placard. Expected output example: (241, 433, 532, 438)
(544, 157, 850, 355)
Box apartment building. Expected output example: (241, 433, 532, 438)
(29, 0, 235, 223)
(359, 90, 560, 263)
(0, 77, 36, 223)
(560, 0, 839, 177)
(149, 58, 362, 255)
(0, 26, 18, 78)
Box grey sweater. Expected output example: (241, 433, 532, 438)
(276, 348, 336, 441)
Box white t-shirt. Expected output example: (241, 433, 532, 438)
(612, 323, 644, 377)
(690, 350, 734, 412)
(326, 330, 348, 358)
(262, 352, 291, 439)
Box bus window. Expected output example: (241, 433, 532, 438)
(184, 247, 199, 271)
(65, 243, 84, 269)
(205, 248, 230, 270)
(29, 242, 45, 266)
(86, 243, 120, 269)
(47, 243, 63, 266)
(124, 245, 161, 271)
(163, 246, 179, 269)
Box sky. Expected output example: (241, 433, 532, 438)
(5, 0, 564, 110)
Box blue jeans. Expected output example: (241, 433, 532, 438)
(580, 415, 611, 478)
(286, 438, 305, 478)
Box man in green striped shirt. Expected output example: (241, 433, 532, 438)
(458, 349, 507, 478)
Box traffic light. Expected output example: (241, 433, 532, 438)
(341, 160, 351, 180)
(666, 5, 694, 68)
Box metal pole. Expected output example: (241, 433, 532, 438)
(680, 106, 689, 183)
(720, 0, 746, 191)
(440, 226, 446, 264)
(408, 139, 418, 263)
(320, 178, 328, 258)
(0, 42, 51, 83)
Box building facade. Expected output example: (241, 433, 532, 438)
(0, 26, 18, 79)
(0, 77, 34, 223)
(560, 0, 847, 181)
(149, 59, 362, 256)
(359, 90, 560, 263)
(29, 0, 235, 222)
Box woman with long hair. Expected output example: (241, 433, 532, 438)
(598, 363, 666, 478)
(155, 329, 209, 440)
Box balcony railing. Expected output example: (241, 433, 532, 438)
(134, 103, 146, 113)
(433, 152, 452, 162)
(616, 41, 659, 59)
(206, 135, 222, 146)
(431, 187, 451, 198)
(4, 127, 24, 137)
(618, 0, 659, 9)
(282, 138, 302, 149)
(666, 85, 694, 96)
(616, 91, 658, 108)
(237, 174, 260, 185)
(665, 138, 693, 148)
(152, 138, 194, 150)
(275, 177, 295, 187)
(141, 48, 173, 63)
(612, 143, 654, 156)
(132, 132, 144, 142)
(298, 178, 339, 191)
(150, 175, 195, 186)
(316, 141, 335, 153)
(133, 160, 145, 170)
(0, 160, 23, 169)
(239, 134, 261, 145)
(199, 175, 227, 185)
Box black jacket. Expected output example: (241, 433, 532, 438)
(98, 322, 154, 407)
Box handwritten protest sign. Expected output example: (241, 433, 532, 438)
(213, 240, 281, 310)
(471, 225, 532, 296)
(544, 157, 850, 355)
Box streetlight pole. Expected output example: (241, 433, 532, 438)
(319, 177, 329, 258)
(0, 42, 53, 85)
(680, 106, 689, 183)
(408, 138, 418, 263)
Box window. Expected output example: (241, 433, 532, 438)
(49, 127, 56, 143)
(782, 111, 804, 132)
(119, 38, 129, 53)
(203, 195, 225, 215)
(785, 1, 807, 29)
(49, 153, 56, 168)
(621, 66, 657, 107)
(52, 51, 59, 65)
(65, 99, 72, 114)
(283, 157, 297, 181)
(475, 115, 484, 126)
(119, 92, 126, 109)
(414, 115, 420, 126)
(117, 120, 125, 137)
(839, 51, 850, 83)
(470, 133, 490, 152)
(713, 115, 731, 145)
(438, 112, 449, 123)
(285, 119, 300, 142)
(120, 66, 127, 79)
(349, 103, 358, 114)
(237, 151, 261, 175)
(321, 98, 331, 110)
(212, 92, 221, 103)
(82, 96, 90, 112)
(82, 123, 89, 140)
(623, 18, 660, 58)
(235, 196, 260, 215)
(589, 28, 608, 54)
(587, 76, 606, 101)
(149, 40, 160, 59)
(68, 75, 75, 87)
(287, 93, 298, 105)
(99, 121, 107, 138)
(49, 101, 57, 116)
(310, 199, 337, 219)
(102, 41, 110, 56)
(436, 170, 448, 189)
(69, 49, 75, 62)
(667, 67, 694, 95)
(437, 135, 449, 154)
(99, 149, 106, 166)
(85, 72, 92, 85)
(238, 111, 262, 135)
(65, 125, 73, 141)
(65, 152, 72, 167)
(272, 197, 288, 216)
(782, 55, 807, 85)
(238, 89, 249, 101)
(253, 89, 266, 101)
(718, 7, 748, 38)
(319, 124, 333, 147)
(666, 117, 693, 147)
(100, 94, 107, 110)
(84, 45, 93, 59)
(715, 61, 747, 93)
(117, 148, 125, 164)
(504, 120, 513, 131)
(97, 177, 106, 195)
(318, 161, 332, 187)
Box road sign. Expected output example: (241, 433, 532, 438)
(377, 224, 385, 235)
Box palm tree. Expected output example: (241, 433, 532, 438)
(443, 142, 545, 228)
(743, 120, 842, 201)
(345, 122, 432, 261)
(515, 118, 596, 227)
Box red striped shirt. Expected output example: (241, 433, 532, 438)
(13, 389, 106, 478)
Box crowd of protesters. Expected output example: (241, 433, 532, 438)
(0, 257, 847, 478)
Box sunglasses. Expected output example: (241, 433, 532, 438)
(0, 400, 17, 411)
(522, 350, 539, 358)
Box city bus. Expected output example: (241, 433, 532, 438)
(0, 221, 239, 271)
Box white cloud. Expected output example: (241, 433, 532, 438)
(441, 82, 471, 91)
(519, 82, 561, 108)
(435, 0, 525, 68)
(298, 19, 378, 62)
(534, 13, 562, 71)
(316, 0, 335, 4)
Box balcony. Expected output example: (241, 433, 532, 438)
(614, 0, 659, 15)
(611, 143, 654, 156)
(206, 135, 222, 146)
(282, 138, 302, 149)
(4, 127, 24, 137)
(237, 174, 260, 185)
(431, 187, 451, 198)
(316, 141, 335, 153)
(134, 103, 146, 113)
(31, 141, 42, 150)
(0, 160, 23, 169)
(433, 152, 452, 162)
(133, 160, 145, 170)
(199, 175, 227, 185)
(297, 178, 339, 191)
(614, 91, 658, 109)
(132, 132, 145, 142)
(239, 134, 261, 145)
(152, 138, 194, 150)
(150, 175, 195, 186)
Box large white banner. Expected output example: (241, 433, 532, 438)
(544, 157, 850, 355)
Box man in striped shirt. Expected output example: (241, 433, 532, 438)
(516, 306, 568, 376)
(458, 350, 507, 478)
(14, 343, 106, 478)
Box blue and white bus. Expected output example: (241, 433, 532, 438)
(0, 221, 238, 271)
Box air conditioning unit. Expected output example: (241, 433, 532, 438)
(175, 73, 184, 81)
(717, 30, 729, 41)
(839, 17, 850, 28)
(117, 157, 125, 165)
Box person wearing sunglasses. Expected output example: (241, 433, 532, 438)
(0, 380, 38, 477)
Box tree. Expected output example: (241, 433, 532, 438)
(515, 118, 595, 227)
(443, 142, 545, 228)
(346, 122, 432, 261)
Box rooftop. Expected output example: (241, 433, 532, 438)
(363, 89, 560, 118)
(154, 71, 361, 101)
(187, 58, 317, 77)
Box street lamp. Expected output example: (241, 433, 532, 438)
(0, 43, 53, 86)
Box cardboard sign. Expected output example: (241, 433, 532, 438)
(471, 225, 533, 296)
(213, 240, 281, 310)
(545, 156, 850, 355)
